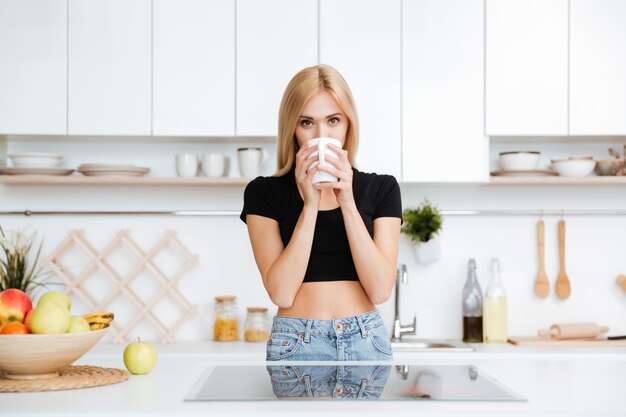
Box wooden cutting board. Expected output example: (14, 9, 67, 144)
(508, 336, 626, 347)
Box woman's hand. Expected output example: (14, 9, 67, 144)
(295, 144, 321, 209)
(315, 143, 355, 208)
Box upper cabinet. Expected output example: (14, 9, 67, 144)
(153, 0, 235, 137)
(486, 0, 568, 136)
(320, 0, 401, 179)
(0, 0, 67, 135)
(68, 0, 151, 135)
(570, 0, 626, 135)
(236, 0, 317, 137)
(403, 0, 485, 182)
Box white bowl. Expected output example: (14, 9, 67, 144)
(498, 152, 540, 171)
(596, 159, 624, 176)
(551, 158, 596, 177)
(9, 152, 63, 168)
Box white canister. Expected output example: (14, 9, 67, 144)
(201, 153, 226, 178)
(176, 154, 198, 178)
(237, 148, 267, 178)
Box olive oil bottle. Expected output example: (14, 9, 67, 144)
(462, 258, 483, 343)
(483, 258, 508, 343)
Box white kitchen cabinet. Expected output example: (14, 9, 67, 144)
(68, 0, 151, 135)
(0, 0, 67, 135)
(486, 0, 568, 135)
(320, 0, 401, 179)
(570, 0, 626, 135)
(236, 0, 317, 137)
(153, 0, 235, 137)
(402, 0, 485, 182)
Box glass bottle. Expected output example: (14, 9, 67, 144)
(462, 258, 483, 343)
(244, 307, 271, 342)
(213, 296, 239, 341)
(483, 258, 508, 343)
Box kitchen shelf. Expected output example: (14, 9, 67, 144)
(0, 175, 251, 186)
(488, 176, 626, 185)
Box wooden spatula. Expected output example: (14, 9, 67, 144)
(534, 220, 549, 298)
(555, 219, 571, 299)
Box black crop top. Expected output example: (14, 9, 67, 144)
(239, 168, 402, 282)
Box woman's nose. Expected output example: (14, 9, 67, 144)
(316, 125, 327, 138)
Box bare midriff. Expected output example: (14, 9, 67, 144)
(276, 280, 375, 320)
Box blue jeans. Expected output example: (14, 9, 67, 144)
(266, 310, 393, 361)
(266, 364, 391, 399)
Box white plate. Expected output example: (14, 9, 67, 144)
(78, 167, 150, 177)
(0, 167, 74, 176)
(78, 163, 138, 169)
(490, 170, 558, 177)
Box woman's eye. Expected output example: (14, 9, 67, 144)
(300, 119, 312, 127)
(329, 117, 340, 124)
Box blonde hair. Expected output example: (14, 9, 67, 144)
(275, 65, 359, 176)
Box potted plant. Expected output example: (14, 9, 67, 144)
(0, 226, 52, 296)
(401, 199, 443, 264)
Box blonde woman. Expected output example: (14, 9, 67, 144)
(240, 64, 401, 361)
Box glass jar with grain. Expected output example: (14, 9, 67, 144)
(244, 307, 270, 342)
(213, 296, 239, 341)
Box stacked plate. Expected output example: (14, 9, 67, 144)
(0, 152, 74, 176)
(77, 164, 150, 177)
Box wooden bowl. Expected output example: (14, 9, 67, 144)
(0, 328, 109, 380)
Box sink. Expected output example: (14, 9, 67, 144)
(391, 338, 474, 352)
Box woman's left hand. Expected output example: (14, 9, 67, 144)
(314, 143, 355, 208)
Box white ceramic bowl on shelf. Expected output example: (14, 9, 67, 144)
(498, 151, 540, 171)
(8, 152, 63, 168)
(551, 158, 596, 177)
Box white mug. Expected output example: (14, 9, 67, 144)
(201, 153, 226, 178)
(176, 154, 198, 177)
(237, 147, 267, 178)
(306, 138, 342, 183)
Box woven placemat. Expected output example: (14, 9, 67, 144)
(0, 365, 129, 393)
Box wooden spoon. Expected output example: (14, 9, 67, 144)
(617, 275, 626, 293)
(534, 220, 549, 298)
(555, 219, 571, 299)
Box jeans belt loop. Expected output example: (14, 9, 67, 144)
(356, 315, 368, 338)
(304, 319, 313, 343)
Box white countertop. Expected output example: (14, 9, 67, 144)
(3, 341, 626, 417)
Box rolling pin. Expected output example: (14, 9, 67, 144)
(618, 275, 626, 293)
(538, 322, 609, 340)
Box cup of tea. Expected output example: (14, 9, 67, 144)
(237, 148, 267, 178)
(306, 138, 342, 183)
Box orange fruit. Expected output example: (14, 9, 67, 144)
(0, 321, 30, 335)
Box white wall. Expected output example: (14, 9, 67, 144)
(1, 138, 626, 343)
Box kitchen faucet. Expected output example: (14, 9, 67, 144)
(391, 263, 417, 342)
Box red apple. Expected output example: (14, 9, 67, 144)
(0, 289, 33, 325)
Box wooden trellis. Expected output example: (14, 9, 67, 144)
(46, 229, 199, 343)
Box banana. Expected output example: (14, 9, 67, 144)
(82, 312, 115, 324)
(87, 322, 110, 331)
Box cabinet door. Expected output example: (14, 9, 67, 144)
(68, 0, 151, 135)
(570, 0, 626, 135)
(153, 0, 234, 136)
(0, 0, 67, 134)
(320, 0, 401, 179)
(486, 0, 568, 135)
(403, 0, 485, 182)
(236, 0, 317, 137)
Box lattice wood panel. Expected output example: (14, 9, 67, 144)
(46, 229, 199, 343)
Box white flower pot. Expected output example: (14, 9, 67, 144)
(413, 234, 442, 264)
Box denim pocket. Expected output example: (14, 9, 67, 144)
(266, 332, 303, 361)
(367, 325, 393, 356)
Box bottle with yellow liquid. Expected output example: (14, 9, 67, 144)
(483, 258, 507, 343)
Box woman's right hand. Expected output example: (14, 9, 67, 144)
(295, 144, 321, 209)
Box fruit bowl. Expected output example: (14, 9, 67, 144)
(0, 328, 109, 380)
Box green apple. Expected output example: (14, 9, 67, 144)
(123, 337, 158, 375)
(66, 316, 91, 333)
(37, 291, 71, 312)
(28, 303, 71, 334)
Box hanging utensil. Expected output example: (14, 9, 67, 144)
(534, 220, 549, 298)
(555, 219, 571, 299)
